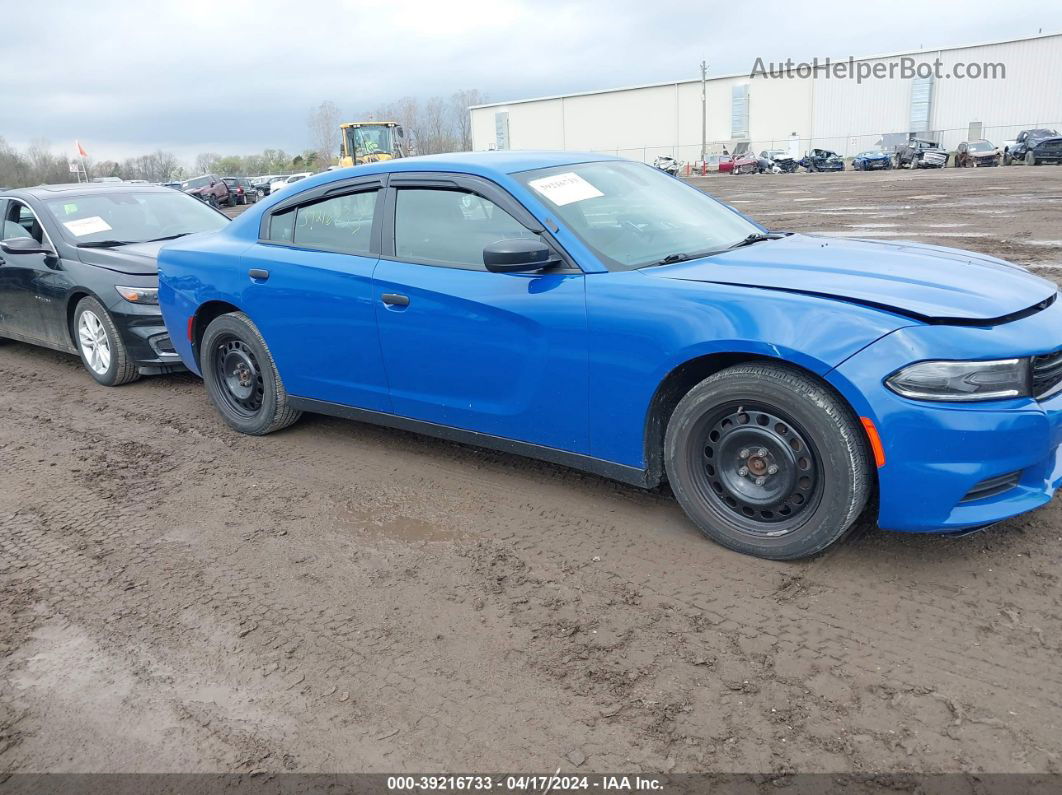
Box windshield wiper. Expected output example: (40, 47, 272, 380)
(76, 240, 138, 248)
(727, 232, 781, 250)
(143, 233, 192, 243)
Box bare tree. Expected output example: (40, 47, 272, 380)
(195, 152, 221, 175)
(451, 89, 486, 151)
(307, 100, 341, 167)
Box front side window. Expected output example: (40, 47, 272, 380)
(3, 201, 44, 243)
(514, 160, 761, 271)
(393, 189, 535, 269)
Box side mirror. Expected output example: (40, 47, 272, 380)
(483, 238, 558, 273)
(1, 237, 53, 256)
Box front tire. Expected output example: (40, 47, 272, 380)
(73, 296, 140, 386)
(1026, 151, 1038, 166)
(664, 363, 871, 560)
(201, 312, 301, 435)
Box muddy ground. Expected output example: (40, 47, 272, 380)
(2, 166, 1061, 775)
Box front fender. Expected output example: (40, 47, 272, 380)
(585, 272, 910, 468)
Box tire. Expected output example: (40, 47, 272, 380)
(227, 192, 237, 207)
(1004, 152, 1012, 166)
(73, 296, 140, 386)
(664, 363, 871, 560)
(200, 311, 301, 435)
(208, 194, 219, 209)
(1026, 151, 1038, 166)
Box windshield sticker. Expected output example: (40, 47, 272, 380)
(528, 172, 603, 206)
(63, 203, 78, 215)
(63, 216, 112, 237)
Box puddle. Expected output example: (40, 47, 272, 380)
(849, 223, 899, 228)
(1024, 240, 1062, 247)
(906, 194, 948, 200)
(923, 223, 969, 228)
(337, 505, 462, 543)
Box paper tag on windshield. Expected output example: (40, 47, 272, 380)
(528, 172, 603, 206)
(63, 216, 112, 237)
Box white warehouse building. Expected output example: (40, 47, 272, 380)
(470, 32, 1062, 163)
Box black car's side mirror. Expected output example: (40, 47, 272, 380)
(0, 237, 54, 256)
(483, 238, 559, 273)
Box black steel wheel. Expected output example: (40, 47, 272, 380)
(200, 312, 301, 435)
(665, 363, 871, 560)
(212, 335, 265, 417)
(695, 402, 822, 530)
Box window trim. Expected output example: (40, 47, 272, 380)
(258, 176, 385, 257)
(379, 172, 582, 273)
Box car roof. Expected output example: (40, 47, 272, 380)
(1, 184, 176, 200)
(377, 150, 619, 175)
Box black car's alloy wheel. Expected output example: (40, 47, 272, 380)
(201, 312, 301, 435)
(665, 363, 871, 560)
(72, 296, 140, 386)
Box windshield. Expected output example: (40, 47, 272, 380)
(345, 126, 394, 157)
(45, 190, 229, 245)
(182, 176, 211, 189)
(515, 160, 761, 271)
(968, 141, 993, 152)
(1029, 129, 1059, 143)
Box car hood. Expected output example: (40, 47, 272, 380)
(645, 234, 1057, 322)
(76, 240, 163, 276)
(1032, 136, 1062, 148)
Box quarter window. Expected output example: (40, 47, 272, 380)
(393, 188, 534, 269)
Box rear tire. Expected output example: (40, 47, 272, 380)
(201, 312, 301, 435)
(664, 363, 871, 560)
(73, 296, 140, 386)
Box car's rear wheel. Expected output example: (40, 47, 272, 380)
(664, 363, 871, 560)
(201, 312, 301, 435)
(73, 296, 140, 386)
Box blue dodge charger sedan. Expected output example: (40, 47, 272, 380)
(158, 152, 1062, 560)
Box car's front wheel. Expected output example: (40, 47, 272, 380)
(1026, 151, 1038, 166)
(201, 312, 301, 435)
(664, 363, 871, 560)
(73, 296, 140, 386)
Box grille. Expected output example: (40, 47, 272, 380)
(960, 471, 1021, 503)
(1031, 350, 1062, 398)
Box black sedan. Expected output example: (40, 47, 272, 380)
(0, 184, 229, 385)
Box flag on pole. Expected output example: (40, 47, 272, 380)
(76, 140, 88, 158)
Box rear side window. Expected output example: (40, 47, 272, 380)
(267, 190, 378, 255)
(393, 188, 533, 269)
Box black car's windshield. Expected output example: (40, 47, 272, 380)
(515, 161, 761, 271)
(45, 190, 228, 245)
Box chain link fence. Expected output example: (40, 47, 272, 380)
(590, 121, 1062, 168)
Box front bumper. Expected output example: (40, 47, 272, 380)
(111, 302, 186, 375)
(828, 297, 1062, 533)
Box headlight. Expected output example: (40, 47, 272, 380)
(885, 359, 1029, 402)
(115, 286, 159, 305)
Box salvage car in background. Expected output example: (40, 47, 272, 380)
(761, 150, 799, 173)
(954, 140, 1000, 167)
(851, 149, 893, 170)
(1004, 128, 1062, 166)
(159, 152, 1062, 561)
(0, 184, 228, 385)
(801, 148, 844, 172)
(183, 174, 234, 207)
(896, 139, 948, 169)
(269, 172, 312, 195)
(222, 177, 259, 205)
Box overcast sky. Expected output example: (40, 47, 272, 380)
(1, 0, 1055, 163)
